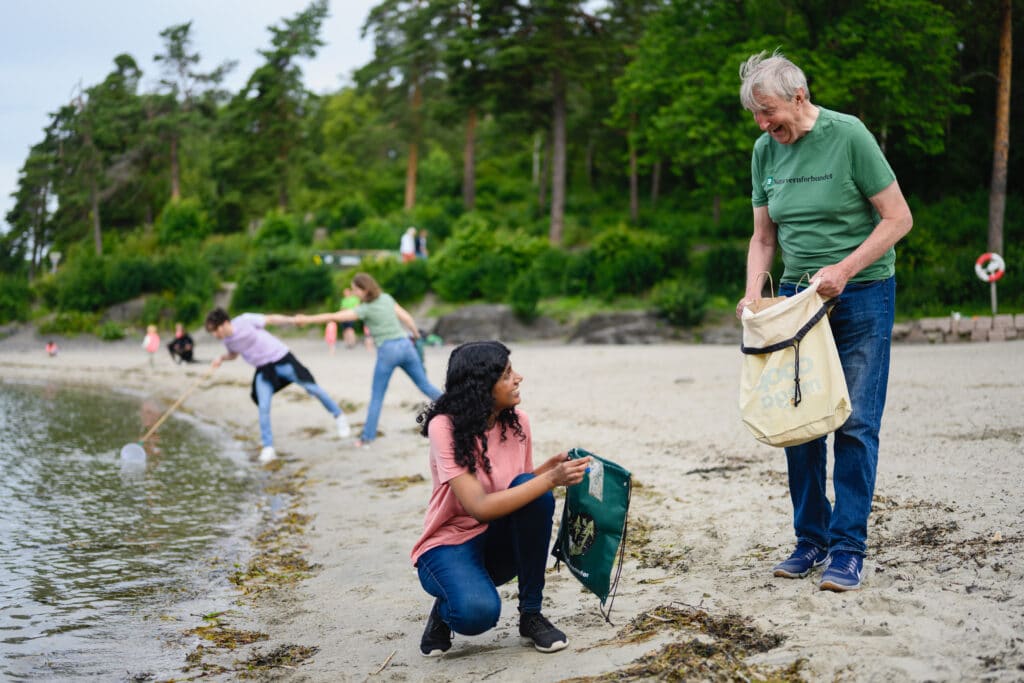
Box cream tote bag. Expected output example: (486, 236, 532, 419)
(739, 280, 851, 447)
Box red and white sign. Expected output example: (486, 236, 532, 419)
(975, 252, 1006, 283)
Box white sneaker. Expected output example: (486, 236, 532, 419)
(335, 413, 352, 438)
(258, 446, 277, 463)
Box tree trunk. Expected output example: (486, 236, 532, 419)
(537, 134, 548, 211)
(532, 132, 541, 187)
(651, 161, 661, 206)
(90, 174, 102, 255)
(629, 139, 639, 224)
(405, 77, 422, 211)
(988, 0, 1012, 255)
(462, 106, 477, 210)
(549, 68, 567, 245)
(277, 156, 289, 210)
(628, 113, 639, 224)
(585, 138, 594, 189)
(169, 134, 181, 201)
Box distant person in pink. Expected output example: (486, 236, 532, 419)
(142, 325, 160, 367)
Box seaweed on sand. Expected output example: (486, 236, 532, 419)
(565, 603, 802, 683)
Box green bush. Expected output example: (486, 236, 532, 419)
(651, 279, 707, 327)
(591, 226, 668, 298)
(331, 196, 372, 229)
(232, 247, 333, 312)
(104, 256, 154, 302)
(157, 198, 210, 246)
(428, 215, 548, 302)
(174, 294, 205, 325)
(528, 247, 570, 298)
(509, 269, 540, 322)
(55, 251, 108, 311)
(155, 255, 217, 302)
(428, 215, 496, 301)
(562, 249, 597, 296)
(700, 244, 748, 296)
(0, 275, 31, 323)
(200, 234, 250, 280)
(38, 312, 100, 336)
(328, 216, 403, 250)
(97, 321, 126, 341)
(357, 256, 430, 303)
(141, 295, 172, 325)
(253, 211, 299, 249)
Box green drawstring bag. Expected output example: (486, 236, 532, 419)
(551, 447, 631, 622)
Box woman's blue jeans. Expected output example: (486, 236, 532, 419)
(415, 473, 555, 635)
(362, 338, 441, 442)
(779, 277, 895, 556)
(254, 360, 341, 447)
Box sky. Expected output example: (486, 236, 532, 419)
(0, 0, 378, 236)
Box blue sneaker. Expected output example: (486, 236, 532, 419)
(773, 541, 829, 578)
(819, 551, 863, 592)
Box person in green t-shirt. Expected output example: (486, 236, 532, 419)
(297, 272, 442, 447)
(735, 50, 913, 594)
(339, 287, 367, 350)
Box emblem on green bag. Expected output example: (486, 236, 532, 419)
(568, 511, 596, 556)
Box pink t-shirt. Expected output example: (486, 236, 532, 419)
(410, 409, 534, 564)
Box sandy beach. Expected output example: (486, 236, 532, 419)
(2, 328, 1022, 681)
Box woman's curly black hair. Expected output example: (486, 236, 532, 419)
(417, 340, 525, 474)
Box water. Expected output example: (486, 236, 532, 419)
(0, 381, 262, 680)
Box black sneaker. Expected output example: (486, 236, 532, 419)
(419, 599, 452, 657)
(518, 611, 568, 653)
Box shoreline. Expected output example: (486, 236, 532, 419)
(2, 335, 1022, 681)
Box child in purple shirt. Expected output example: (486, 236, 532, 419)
(205, 307, 351, 463)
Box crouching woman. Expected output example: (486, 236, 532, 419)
(410, 341, 590, 656)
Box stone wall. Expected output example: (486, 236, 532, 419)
(893, 314, 1024, 344)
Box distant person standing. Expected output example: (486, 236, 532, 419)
(205, 307, 352, 463)
(142, 325, 160, 367)
(167, 322, 196, 364)
(400, 227, 417, 263)
(325, 320, 338, 355)
(45, 341, 59, 357)
(340, 287, 363, 350)
(416, 229, 429, 260)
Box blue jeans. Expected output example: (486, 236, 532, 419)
(255, 360, 341, 447)
(779, 277, 895, 556)
(362, 338, 441, 443)
(416, 473, 555, 635)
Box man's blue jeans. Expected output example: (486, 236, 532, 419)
(415, 473, 555, 635)
(362, 338, 441, 443)
(779, 277, 895, 556)
(254, 360, 341, 447)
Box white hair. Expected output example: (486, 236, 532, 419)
(739, 50, 810, 111)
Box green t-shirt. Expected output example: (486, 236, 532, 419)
(356, 293, 406, 344)
(341, 294, 360, 310)
(751, 107, 897, 284)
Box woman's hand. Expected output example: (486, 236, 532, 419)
(735, 297, 755, 319)
(811, 264, 851, 298)
(545, 454, 591, 488)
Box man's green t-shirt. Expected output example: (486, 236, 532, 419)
(751, 107, 896, 284)
(356, 293, 405, 344)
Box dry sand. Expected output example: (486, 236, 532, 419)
(2, 328, 1022, 681)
